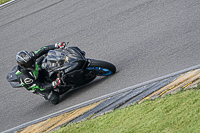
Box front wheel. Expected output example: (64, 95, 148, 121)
(86, 59, 116, 76)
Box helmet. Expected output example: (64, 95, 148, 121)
(16, 51, 35, 70)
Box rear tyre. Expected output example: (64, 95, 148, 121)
(87, 59, 116, 76)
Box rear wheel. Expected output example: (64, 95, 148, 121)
(87, 59, 116, 76)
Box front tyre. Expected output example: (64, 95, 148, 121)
(87, 59, 116, 76)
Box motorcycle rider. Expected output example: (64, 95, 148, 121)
(16, 42, 67, 104)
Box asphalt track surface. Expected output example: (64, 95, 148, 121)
(1, 0, 200, 132)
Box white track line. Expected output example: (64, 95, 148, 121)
(0, 0, 16, 8)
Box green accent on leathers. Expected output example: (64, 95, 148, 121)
(16, 71, 22, 75)
(32, 63, 40, 78)
(17, 63, 45, 91)
(28, 84, 45, 91)
(34, 47, 47, 54)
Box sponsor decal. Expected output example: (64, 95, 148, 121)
(24, 78, 33, 84)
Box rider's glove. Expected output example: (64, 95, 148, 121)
(55, 42, 67, 49)
(52, 78, 61, 88)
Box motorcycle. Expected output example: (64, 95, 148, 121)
(6, 47, 116, 94)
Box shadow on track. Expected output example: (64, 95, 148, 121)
(60, 75, 115, 103)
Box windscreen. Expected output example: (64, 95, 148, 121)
(46, 50, 66, 69)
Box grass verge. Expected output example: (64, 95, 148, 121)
(52, 87, 200, 133)
(0, 0, 11, 5)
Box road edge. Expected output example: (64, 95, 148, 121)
(0, 0, 16, 8)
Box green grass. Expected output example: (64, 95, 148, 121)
(53, 87, 200, 133)
(0, 0, 11, 5)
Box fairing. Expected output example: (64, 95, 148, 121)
(6, 65, 22, 88)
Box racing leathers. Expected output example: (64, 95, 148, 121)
(16, 44, 63, 104)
